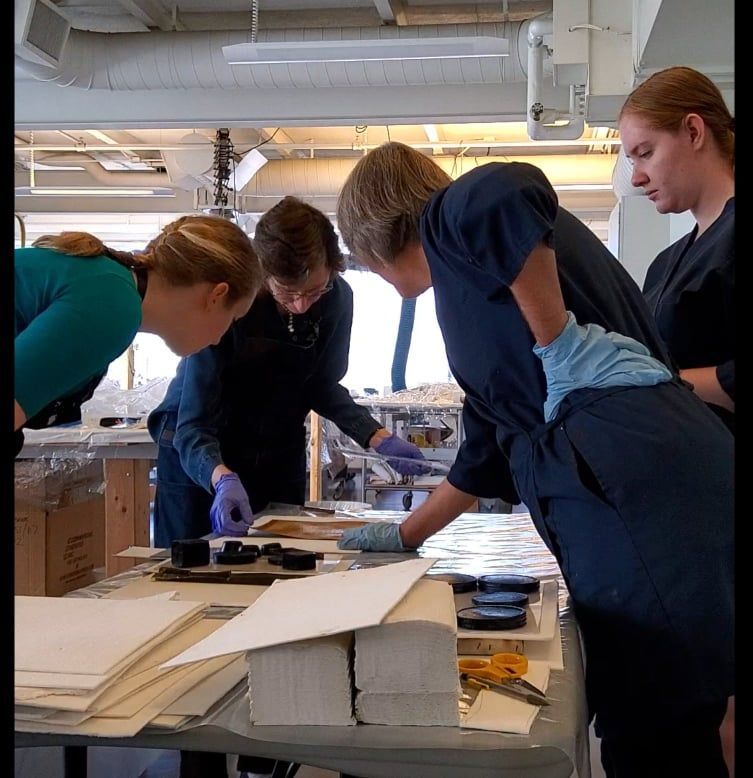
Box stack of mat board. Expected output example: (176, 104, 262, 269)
(247, 633, 355, 725)
(353, 579, 460, 726)
(14, 595, 245, 736)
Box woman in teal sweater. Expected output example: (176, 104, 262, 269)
(14, 215, 262, 451)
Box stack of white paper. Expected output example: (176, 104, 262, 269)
(14, 595, 245, 737)
(354, 579, 460, 726)
(247, 633, 355, 725)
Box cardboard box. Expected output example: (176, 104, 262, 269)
(15, 460, 105, 597)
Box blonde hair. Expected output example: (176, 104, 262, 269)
(33, 215, 263, 303)
(337, 142, 452, 265)
(619, 66, 734, 166)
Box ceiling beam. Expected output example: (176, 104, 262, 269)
(148, 2, 550, 32)
(115, 0, 174, 31)
(403, 2, 550, 25)
(373, 1, 408, 26)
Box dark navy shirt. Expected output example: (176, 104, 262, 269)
(420, 162, 672, 499)
(149, 276, 381, 492)
(643, 197, 734, 431)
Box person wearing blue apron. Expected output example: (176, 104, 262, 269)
(149, 197, 425, 778)
(619, 66, 735, 435)
(14, 216, 262, 456)
(336, 145, 733, 778)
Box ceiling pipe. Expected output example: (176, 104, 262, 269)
(14, 23, 527, 91)
(526, 13, 585, 141)
(15, 138, 621, 154)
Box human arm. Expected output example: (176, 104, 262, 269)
(306, 281, 383, 448)
(338, 397, 518, 551)
(14, 275, 141, 425)
(398, 478, 477, 547)
(337, 479, 476, 551)
(171, 340, 254, 532)
(171, 341, 233, 493)
(680, 365, 734, 412)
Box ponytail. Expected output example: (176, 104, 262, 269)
(31, 215, 263, 304)
(32, 231, 109, 257)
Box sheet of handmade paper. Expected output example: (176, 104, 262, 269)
(163, 558, 435, 667)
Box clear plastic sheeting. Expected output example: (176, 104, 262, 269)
(357, 383, 465, 407)
(52, 512, 589, 778)
(17, 424, 157, 462)
(14, 458, 106, 511)
(80, 377, 171, 428)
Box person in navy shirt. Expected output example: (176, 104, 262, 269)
(149, 197, 425, 545)
(337, 143, 733, 778)
(620, 66, 734, 434)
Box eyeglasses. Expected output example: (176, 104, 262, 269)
(269, 280, 334, 303)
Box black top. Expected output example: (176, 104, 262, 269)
(149, 276, 381, 492)
(419, 162, 673, 499)
(643, 198, 734, 432)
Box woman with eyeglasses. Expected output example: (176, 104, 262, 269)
(148, 195, 425, 778)
(148, 196, 425, 545)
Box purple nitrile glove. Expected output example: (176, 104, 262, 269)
(209, 473, 253, 536)
(373, 433, 429, 476)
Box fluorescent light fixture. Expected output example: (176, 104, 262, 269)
(223, 36, 509, 65)
(86, 129, 118, 145)
(15, 186, 176, 197)
(423, 124, 440, 143)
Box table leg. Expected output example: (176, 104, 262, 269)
(63, 745, 87, 778)
(103, 459, 152, 576)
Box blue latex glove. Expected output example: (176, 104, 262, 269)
(337, 522, 415, 552)
(209, 473, 253, 536)
(533, 311, 673, 422)
(373, 434, 428, 476)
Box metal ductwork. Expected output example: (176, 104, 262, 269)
(15, 23, 529, 90)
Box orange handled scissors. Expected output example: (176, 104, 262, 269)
(458, 653, 550, 706)
(458, 652, 528, 682)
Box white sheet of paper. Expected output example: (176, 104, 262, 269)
(147, 713, 192, 729)
(162, 656, 246, 716)
(16, 619, 223, 711)
(15, 596, 206, 675)
(460, 661, 551, 735)
(163, 558, 435, 667)
(106, 579, 268, 608)
(115, 547, 168, 559)
(15, 660, 212, 738)
(522, 609, 564, 670)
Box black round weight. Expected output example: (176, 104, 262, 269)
(215, 548, 258, 565)
(472, 590, 529, 608)
(423, 572, 478, 594)
(281, 549, 317, 571)
(456, 605, 527, 631)
(477, 573, 540, 594)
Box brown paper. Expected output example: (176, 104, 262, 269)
(253, 519, 368, 540)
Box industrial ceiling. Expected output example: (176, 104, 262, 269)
(14, 0, 734, 225)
